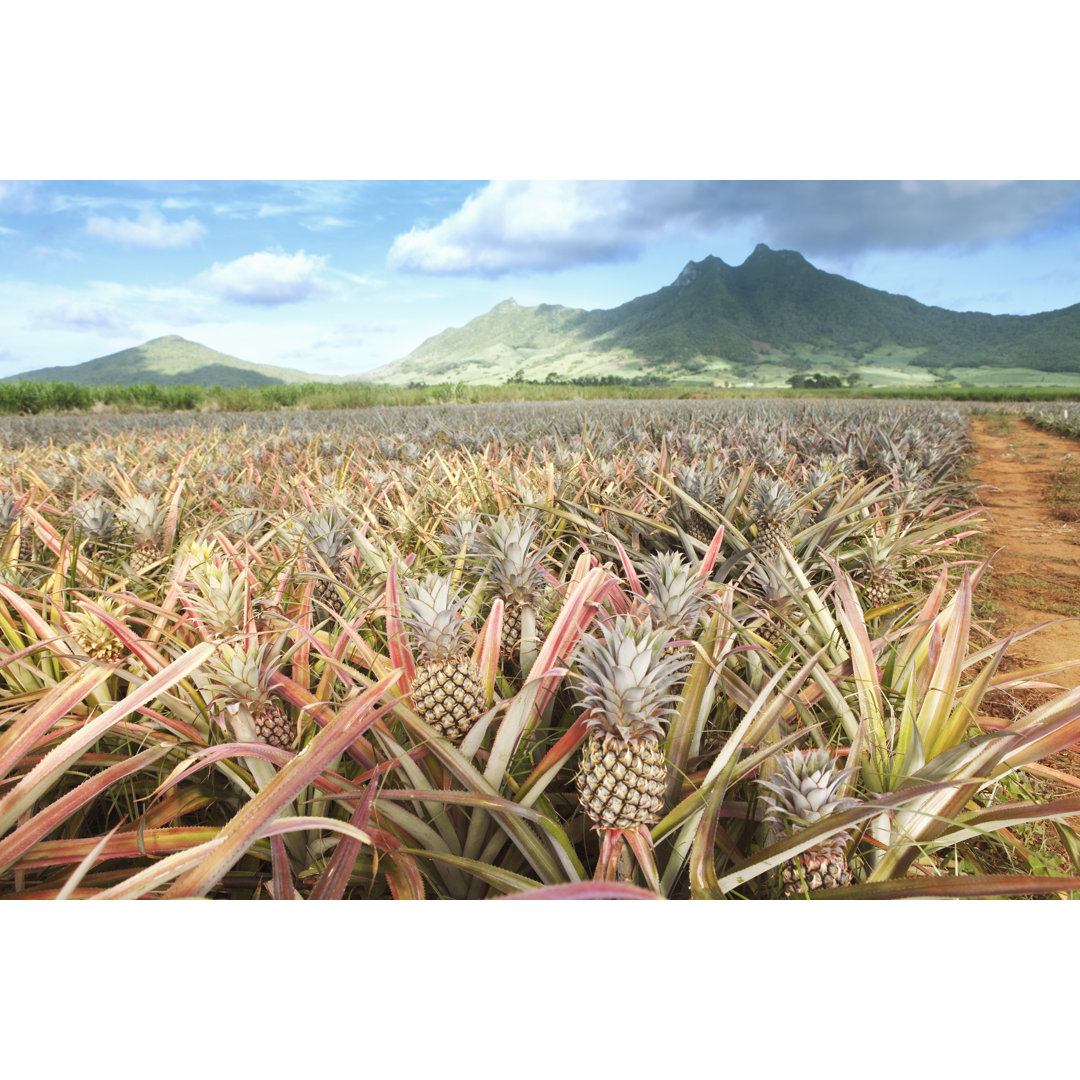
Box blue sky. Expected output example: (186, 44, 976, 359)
(2, 179, 1079, 379)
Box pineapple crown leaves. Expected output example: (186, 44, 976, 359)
(185, 557, 250, 639)
(302, 506, 353, 564)
(637, 551, 712, 637)
(757, 749, 860, 836)
(72, 496, 116, 538)
(401, 571, 473, 663)
(0, 494, 24, 531)
(118, 493, 165, 541)
(748, 474, 799, 524)
(573, 616, 690, 742)
(476, 511, 551, 603)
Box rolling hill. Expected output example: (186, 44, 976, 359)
(365, 245, 1080, 388)
(4, 335, 343, 388)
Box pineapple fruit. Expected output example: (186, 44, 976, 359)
(573, 617, 688, 830)
(757, 749, 858, 897)
(68, 598, 128, 662)
(301, 507, 352, 617)
(401, 572, 484, 743)
(672, 462, 720, 544)
(119, 493, 166, 575)
(204, 640, 294, 749)
(748, 475, 798, 562)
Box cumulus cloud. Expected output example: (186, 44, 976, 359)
(388, 180, 1080, 275)
(196, 249, 332, 306)
(32, 300, 140, 337)
(85, 210, 206, 248)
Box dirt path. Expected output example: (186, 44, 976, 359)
(969, 415, 1080, 690)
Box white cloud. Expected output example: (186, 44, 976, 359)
(0, 181, 40, 211)
(196, 249, 332, 306)
(31, 300, 140, 337)
(85, 210, 206, 248)
(388, 180, 1080, 275)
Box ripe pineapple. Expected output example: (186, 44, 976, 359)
(204, 640, 294, 749)
(302, 507, 352, 616)
(401, 572, 484, 743)
(119, 493, 166, 575)
(68, 597, 128, 662)
(748, 475, 799, 562)
(477, 512, 549, 654)
(757, 749, 858, 897)
(573, 617, 689, 830)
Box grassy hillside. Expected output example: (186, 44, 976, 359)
(364, 245, 1080, 387)
(5, 335, 344, 388)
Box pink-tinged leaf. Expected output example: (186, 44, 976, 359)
(271, 671, 377, 770)
(0, 640, 216, 836)
(623, 825, 661, 894)
(54, 824, 123, 901)
(500, 881, 661, 900)
(473, 598, 503, 706)
(0, 745, 169, 874)
(517, 717, 590, 805)
(0, 660, 117, 785)
(163, 669, 402, 898)
(384, 560, 415, 689)
(16, 826, 221, 871)
(611, 537, 645, 598)
(309, 782, 377, 901)
(269, 835, 295, 900)
(814, 875, 1080, 900)
(89, 836, 226, 900)
(0, 581, 72, 655)
(698, 525, 725, 579)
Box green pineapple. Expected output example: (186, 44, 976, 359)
(748, 475, 799, 562)
(573, 617, 689, 830)
(757, 749, 858, 897)
(401, 572, 484, 743)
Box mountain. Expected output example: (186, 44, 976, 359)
(365, 245, 1080, 388)
(4, 335, 342, 388)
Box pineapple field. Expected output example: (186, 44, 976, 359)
(3, 397, 1080, 900)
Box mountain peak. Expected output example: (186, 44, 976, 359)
(673, 255, 727, 287)
(743, 243, 809, 267)
(492, 298, 521, 314)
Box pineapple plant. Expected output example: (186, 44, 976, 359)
(0, 494, 24, 562)
(401, 572, 484, 743)
(118, 493, 167, 575)
(573, 617, 689, 830)
(757, 749, 858, 897)
(203, 639, 294, 749)
(301, 506, 353, 617)
(477, 512, 550, 655)
(748, 475, 799, 562)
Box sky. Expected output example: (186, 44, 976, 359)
(3, 179, 1079, 380)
